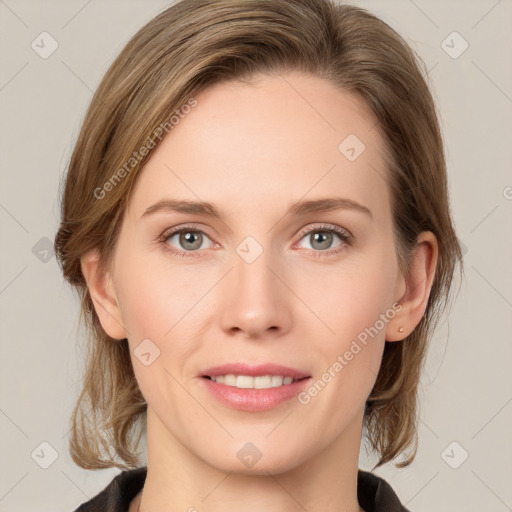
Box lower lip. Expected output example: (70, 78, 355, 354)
(200, 376, 312, 412)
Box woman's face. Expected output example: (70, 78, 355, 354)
(98, 71, 409, 473)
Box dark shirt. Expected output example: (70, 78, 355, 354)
(74, 466, 410, 511)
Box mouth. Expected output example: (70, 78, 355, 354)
(199, 363, 311, 411)
(202, 374, 309, 389)
(201, 362, 310, 387)
(200, 373, 312, 412)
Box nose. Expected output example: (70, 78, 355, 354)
(218, 243, 292, 339)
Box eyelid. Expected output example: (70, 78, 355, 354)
(293, 222, 353, 245)
(159, 222, 353, 257)
(159, 223, 217, 248)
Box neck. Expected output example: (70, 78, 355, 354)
(136, 407, 365, 512)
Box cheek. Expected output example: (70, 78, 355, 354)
(300, 251, 397, 396)
(115, 250, 204, 340)
(296, 268, 393, 429)
(298, 253, 397, 341)
(113, 253, 214, 393)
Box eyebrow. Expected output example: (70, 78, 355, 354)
(142, 197, 372, 220)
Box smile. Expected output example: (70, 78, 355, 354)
(205, 374, 303, 389)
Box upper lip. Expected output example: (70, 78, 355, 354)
(201, 363, 310, 380)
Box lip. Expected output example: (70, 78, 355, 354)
(200, 377, 312, 412)
(199, 363, 311, 412)
(200, 363, 310, 380)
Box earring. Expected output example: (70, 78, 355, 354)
(398, 327, 405, 333)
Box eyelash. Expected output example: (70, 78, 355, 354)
(158, 223, 354, 259)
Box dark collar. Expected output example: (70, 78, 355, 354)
(74, 466, 410, 512)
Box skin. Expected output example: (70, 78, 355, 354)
(81, 71, 438, 512)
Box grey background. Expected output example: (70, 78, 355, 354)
(1, 1, 511, 511)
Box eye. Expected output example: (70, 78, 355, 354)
(158, 223, 353, 259)
(295, 224, 353, 255)
(159, 225, 215, 258)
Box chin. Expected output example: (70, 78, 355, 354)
(202, 443, 307, 476)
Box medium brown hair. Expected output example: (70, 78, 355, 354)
(54, 0, 463, 471)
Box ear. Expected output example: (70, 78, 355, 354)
(385, 231, 439, 341)
(80, 248, 127, 340)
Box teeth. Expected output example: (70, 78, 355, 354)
(210, 374, 295, 389)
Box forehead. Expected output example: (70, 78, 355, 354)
(127, 71, 390, 223)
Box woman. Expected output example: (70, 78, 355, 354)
(54, 0, 463, 511)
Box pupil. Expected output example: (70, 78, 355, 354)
(312, 232, 331, 250)
(181, 231, 201, 249)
